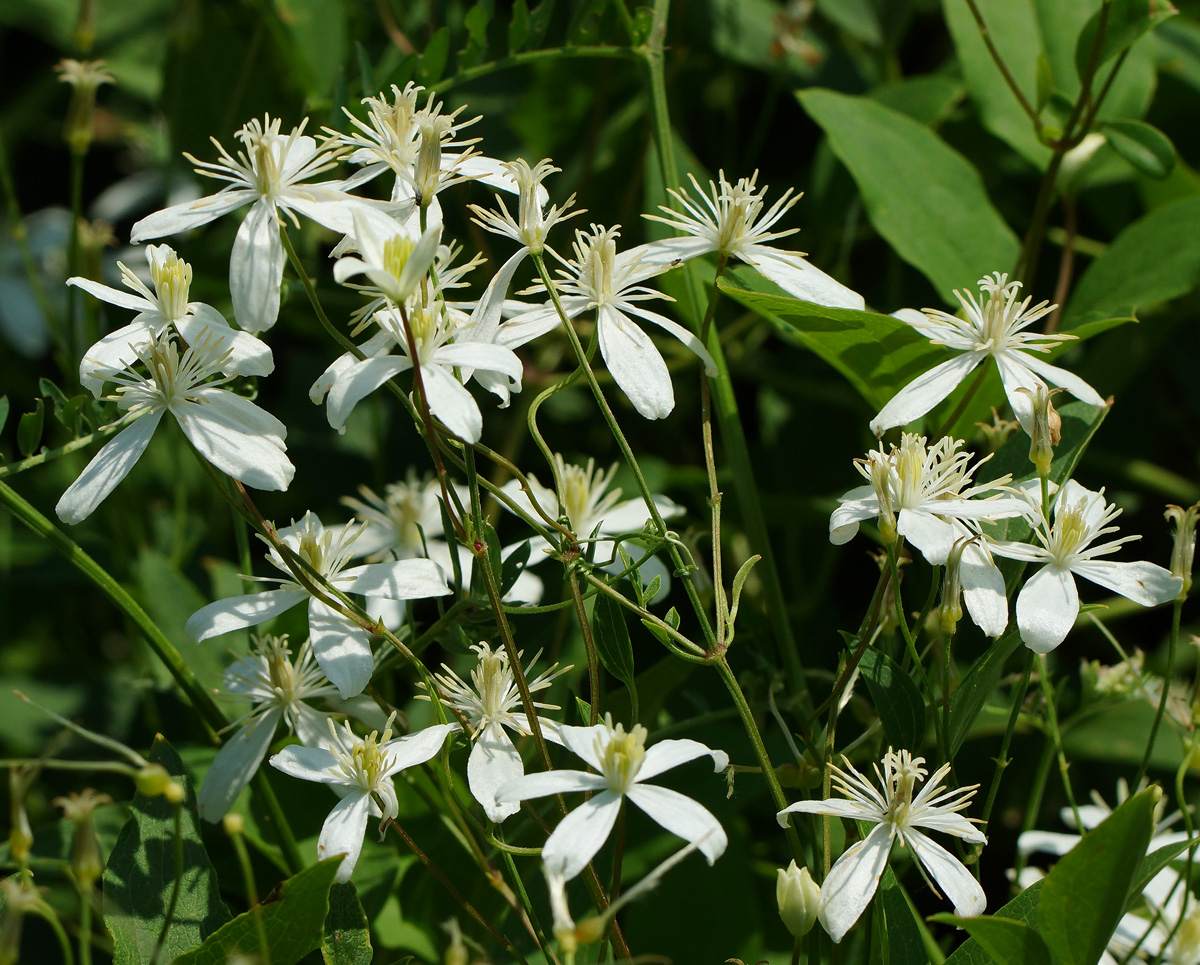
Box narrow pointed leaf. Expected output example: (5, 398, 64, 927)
(851, 636, 925, 752)
(593, 591, 636, 688)
(931, 915, 1052, 965)
(321, 881, 373, 965)
(17, 399, 44, 457)
(945, 881, 1044, 964)
(1101, 119, 1176, 179)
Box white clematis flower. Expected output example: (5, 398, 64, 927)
(496, 714, 729, 881)
(499, 224, 716, 420)
(639, 170, 864, 310)
(423, 642, 569, 823)
(198, 635, 339, 822)
(68, 244, 273, 396)
(131, 115, 393, 332)
(332, 211, 441, 305)
(56, 329, 293, 525)
(185, 511, 451, 698)
(777, 749, 987, 943)
(829, 433, 1027, 636)
(1104, 867, 1200, 965)
(989, 480, 1182, 653)
(870, 272, 1107, 437)
(270, 716, 458, 882)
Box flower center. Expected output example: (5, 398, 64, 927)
(474, 649, 512, 721)
(384, 235, 417, 286)
(881, 749, 928, 829)
(560, 464, 595, 531)
(577, 229, 619, 305)
(150, 250, 192, 322)
(333, 725, 394, 793)
(1049, 503, 1091, 564)
(265, 641, 299, 701)
(247, 132, 284, 196)
(716, 179, 760, 252)
(598, 721, 647, 793)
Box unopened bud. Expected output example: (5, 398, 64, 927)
(776, 861, 820, 938)
(1017, 384, 1063, 479)
(135, 764, 172, 798)
(939, 536, 975, 636)
(414, 115, 451, 206)
(1165, 502, 1199, 598)
(54, 789, 111, 891)
(73, 0, 98, 53)
(222, 813, 245, 835)
(55, 59, 113, 154)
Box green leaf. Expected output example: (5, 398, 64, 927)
(526, 0, 556, 48)
(0, 396, 9, 436)
(500, 539, 531, 596)
(854, 642, 926, 752)
(566, 0, 606, 44)
(458, 3, 490, 70)
(592, 591, 636, 688)
(273, 0, 347, 98)
(418, 27, 450, 84)
(814, 0, 882, 45)
(478, 519, 504, 590)
(1036, 52, 1054, 110)
(945, 881, 1044, 965)
(17, 399, 44, 458)
(1075, 0, 1177, 79)
(1062, 196, 1200, 326)
(931, 915, 1052, 965)
(104, 738, 231, 964)
(942, 0, 1051, 168)
(355, 40, 375, 93)
(798, 88, 1020, 300)
(879, 867, 931, 965)
(175, 857, 344, 965)
(716, 278, 942, 410)
(322, 881, 372, 965)
(947, 629, 1025, 757)
(1038, 786, 1159, 965)
(1132, 838, 1197, 901)
(1100, 118, 1176, 179)
(870, 75, 966, 127)
(508, 0, 530, 53)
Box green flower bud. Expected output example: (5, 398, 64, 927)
(776, 861, 820, 938)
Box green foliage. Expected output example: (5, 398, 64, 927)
(321, 881, 374, 965)
(852, 639, 926, 753)
(944, 881, 1045, 965)
(878, 867, 931, 965)
(103, 738, 231, 964)
(592, 589, 637, 693)
(934, 915, 1053, 965)
(174, 857, 345, 965)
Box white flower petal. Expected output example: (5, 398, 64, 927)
(961, 543, 1009, 638)
(78, 319, 157, 396)
(422, 363, 483, 442)
(868, 352, 985, 436)
(309, 599, 374, 699)
(383, 722, 458, 772)
(230, 200, 284, 333)
(1071, 559, 1181, 607)
(907, 829, 987, 917)
(622, 304, 717, 377)
(818, 822, 893, 943)
(176, 394, 293, 492)
(558, 723, 608, 771)
(1019, 352, 1108, 408)
(318, 791, 373, 882)
(269, 744, 342, 783)
(327, 356, 414, 432)
(186, 587, 308, 641)
(637, 739, 729, 783)
(67, 277, 155, 314)
(197, 707, 283, 822)
(56, 411, 163, 525)
(131, 190, 256, 242)
(1016, 565, 1079, 653)
(896, 509, 957, 564)
(597, 306, 674, 420)
(541, 790, 623, 881)
(993, 352, 1044, 434)
(468, 722, 525, 823)
(625, 783, 727, 865)
(747, 245, 865, 311)
(339, 558, 449, 600)
(433, 342, 524, 383)
(178, 304, 274, 378)
(496, 769, 609, 804)
(777, 799, 879, 826)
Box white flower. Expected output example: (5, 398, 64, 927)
(777, 749, 987, 943)
(56, 329, 293, 525)
(270, 715, 458, 881)
(469, 158, 577, 257)
(423, 642, 569, 822)
(989, 480, 1182, 653)
(499, 224, 715, 420)
(639, 171, 864, 310)
(185, 511, 451, 698)
(500, 455, 681, 598)
(870, 273, 1107, 437)
(198, 635, 338, 822)
(496, 714, 729, 881)
(342, 472, 452, 562)
(829, 433, 1027, 636)
(68, 244, 273, 396)
(131, 115, 392, 332)
(332, 211, 441, 305)
(1106, 867, 1200, 965)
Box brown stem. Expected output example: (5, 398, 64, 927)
(963, 0, 1041, 125)
(1046, 195, 1077, 334)
(567, 567, 601, 725)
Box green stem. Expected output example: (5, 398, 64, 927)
(430, 45, 640, 94)
(962, 0, 1040, 125)
(0, 411, 143, 479)
(1010, 738, 1055, 885)
(567, 568, 601, 725)
(77, 883, 93, 965)
(228, 819, 271, 965)
(1134, 598, 1185, 786)
(1035, 654, 1082, 831)
(979, 648, 1034, 829)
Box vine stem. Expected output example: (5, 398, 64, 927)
(962, 0, 1041, 125)
(1035, 653, 1083, 831)
(979, 647, 1034, 829)
(567, 568, 601, 725)
(1134, 597, 1185, 786)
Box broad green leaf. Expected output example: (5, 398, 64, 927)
(814, 0, 881, 45)
(418, 27, 450, 84)
(948, 629, 1025, 757)
(879, 867, 931, 965)
(1063, 699, 1184, 771)
(1062, 196, 1200, 326)
(508, 0, 530, 53)
(17, 398, 44, 457)
(798, 88, 1020, 300)
(1131, 838, 1197, 902)
(322, 881, 373, 965)
(855, 643, 925, 753)
(871, 75, 965, 127)
(716, 279, 942, 409)
(942, 0, 1051, 167)
(104, 738, 231, 964)
(1101, 119, 1176, 178)
(1038, 786, 1159, 965)
(526, 0, 556, 48)
(592, 591, 636, 688)
(931, 915, 1052, 965)
(274, 0, 346, 98)
(945, 881, 1044, 964)
(174, 857, 344, 965)
(458, 3, 490, 70)
(1075, 0, 1176, 78)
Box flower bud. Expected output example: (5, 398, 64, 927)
(776, 861, 820, 937)
(135, 764, 172, 798)
(1017, 384, 1063, 479)
(414, 115, 451, 207)
(1165, 502, 1199, 598)
(442, 918, 469, 965)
